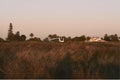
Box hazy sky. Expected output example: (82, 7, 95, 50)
(0, 0, 120, 39)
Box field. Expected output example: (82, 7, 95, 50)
(0, 41, 120, 79)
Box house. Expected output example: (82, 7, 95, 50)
(88, 37, 107, 42)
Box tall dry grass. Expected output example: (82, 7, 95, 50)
(0, 41, 120, 79)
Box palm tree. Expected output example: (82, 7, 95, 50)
(30, 33, 34, 38)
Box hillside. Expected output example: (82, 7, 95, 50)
(0, 41, 120, 79)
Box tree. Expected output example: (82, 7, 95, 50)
(66, 36, 72, 42)
(48, 34, 59, 39)
(43, 38, 49, 42)
(0, 38, 4, 42)
(28, 33, 41, 41)
(14, 31, 21, 41)
(7, 23, 15, 41)
(21, 35, 26, 41)
(86, 36, 91, 41)
(109, 34, 119, 42)
(32, 37, 41, 41)
(30, 33, 34, 38)
(104, 34, 119, 42)
(79, 35, 86, 41)
(104, 34, 110, 41)
(72, 35, 86, 41)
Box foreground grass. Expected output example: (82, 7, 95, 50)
(0, 41, 120, 79)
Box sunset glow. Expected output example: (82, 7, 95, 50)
(0, 0, 120, 39)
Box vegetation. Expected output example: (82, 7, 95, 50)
(6, 23, 14, 41)
(0, 23, 120, 79)
(0, 42, 119, 79)
(0, 23, 119, 42)
(6, 23, 26, 41)
(104, 34, 119, 42)
(0, 38, 4, 42)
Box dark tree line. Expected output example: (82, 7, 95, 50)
(0, 23, 120, 42)
(104, 34, 119, 42)
(6, 23, 26, 41)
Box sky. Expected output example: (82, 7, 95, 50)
(0, 0, 120, 39)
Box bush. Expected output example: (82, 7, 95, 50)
(0, 42, 119, 79)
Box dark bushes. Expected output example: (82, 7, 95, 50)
(0, 42, 119, 79)
(54, 53, 73, 79)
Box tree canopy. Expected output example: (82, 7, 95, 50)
(1, 23, 120, 42)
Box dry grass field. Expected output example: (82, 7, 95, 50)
(0, 41, 120, 79)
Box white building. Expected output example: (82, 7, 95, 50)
(88, 37, 107, 42)
(48, 37, 65, 43)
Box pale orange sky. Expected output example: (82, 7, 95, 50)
(0, 0, 120, 39)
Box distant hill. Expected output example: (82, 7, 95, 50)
(0, 41, 120, 79)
